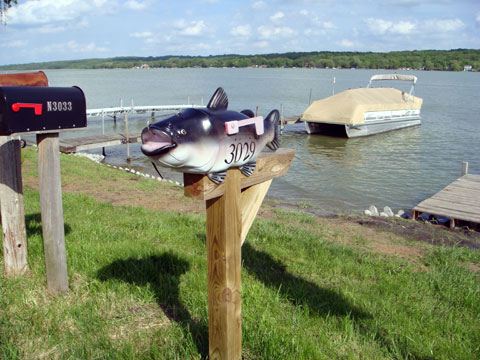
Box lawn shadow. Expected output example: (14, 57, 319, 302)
(242, 242, 368, 319)
(97, 251, 208, 357)
(25, 213, 71, 237)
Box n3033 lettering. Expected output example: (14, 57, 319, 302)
(47, 101, 73, 112)
(224, 141, 256, 164)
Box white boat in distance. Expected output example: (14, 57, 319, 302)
(301, 74, 423, 138)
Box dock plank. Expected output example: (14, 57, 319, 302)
(59, 132, 142, 153)
(413, 174, 480, 225)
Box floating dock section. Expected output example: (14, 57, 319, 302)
(412, 169, 480, 228)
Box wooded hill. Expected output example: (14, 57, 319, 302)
(1, 49, 479, 71)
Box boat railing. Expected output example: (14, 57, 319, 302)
(367, 74, 417, 101)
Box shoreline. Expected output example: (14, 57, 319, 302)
(73, 151, 477, 237)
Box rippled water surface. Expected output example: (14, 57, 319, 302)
(39, 68, 479, 213)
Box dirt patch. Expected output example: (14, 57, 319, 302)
(22, 162, 205, 214)
(313, 215, 426, 265)
(343, 214, 480, 249)
(464, 263, 480, 273)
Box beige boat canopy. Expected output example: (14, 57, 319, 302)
(301, 87, 423, 125)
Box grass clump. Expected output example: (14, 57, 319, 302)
(1, 147, 479, 359)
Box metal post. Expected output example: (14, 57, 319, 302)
(101, 111, 105, 135)
(124, 111, 130, 162)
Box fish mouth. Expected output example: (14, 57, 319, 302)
(141, 126, 176, 156)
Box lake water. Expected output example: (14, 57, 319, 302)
(37, 68, 480, 213)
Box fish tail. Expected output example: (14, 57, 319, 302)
(266, 109, 280, 151)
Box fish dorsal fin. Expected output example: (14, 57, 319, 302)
(240, 109, 255, 118)
(207, 87, 228, 111)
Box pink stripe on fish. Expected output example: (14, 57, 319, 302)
(225, 116, 264, 136)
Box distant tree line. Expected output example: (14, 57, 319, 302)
(1, 49, 479, 71)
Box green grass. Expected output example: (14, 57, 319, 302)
(1, 149, 479, 359)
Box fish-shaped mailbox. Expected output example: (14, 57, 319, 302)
(141, 87, 280, 183)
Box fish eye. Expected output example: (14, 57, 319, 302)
(179, 129, 187, 135)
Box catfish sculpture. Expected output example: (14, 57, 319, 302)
(140, 87, 280, 184)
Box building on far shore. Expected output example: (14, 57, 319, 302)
(464, 65, 473, 72)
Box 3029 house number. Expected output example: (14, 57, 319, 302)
(224, 142, 256, 164)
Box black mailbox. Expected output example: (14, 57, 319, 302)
(0, 86, 87, 135)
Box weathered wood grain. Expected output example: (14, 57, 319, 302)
(0, 71, 48, 87)
(37, 133, 69, 293)
(240, 180, 272, 245)
(0, 136, 28, 275)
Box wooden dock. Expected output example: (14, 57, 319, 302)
(55, 114, 301, 154)
(412, 171, 480, 228)
(58, 132, 142, 153)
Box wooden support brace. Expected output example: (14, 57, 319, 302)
(37, 133, 69, 293)
(240, 180, 272, 245)
(0, 136, 28, 275)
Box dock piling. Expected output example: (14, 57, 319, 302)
(124, 111, 130, 162)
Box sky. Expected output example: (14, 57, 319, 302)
(1, 0, 479, 65)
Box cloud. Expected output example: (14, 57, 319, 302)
(477, 12, 480, 23)
(253, 40, 269, 48)
(130, 31, 153, 38)
(299, 9, 337, 34)
(365, 18, 395, 35)
(252, 1, 267, 10)
(390, 21, 416, 34)
(177, 20, 207, 36)
(257, 25, 296, 39)
(339, 39, 354, 47)
(124, 0, 148, 10)
(231, 24, 252, 38)
(365, 18, 417, 35)
(35, 40, 108, 55)
(424, 18, 464, 32)
(6, 0, 111, 26)
(366, 17, 464, 37)
(1, 40, 28, 48)
(270, 11, 285, 22)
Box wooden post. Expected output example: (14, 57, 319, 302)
(0, 136, 28, 275)
(450, 218, 455, 229)
(0, 71, 47, 276)
(462, 161, 469, 176)
(206, 169, 242, 359)
(184, 149, 295, 359)
(37, 133, 69, 293)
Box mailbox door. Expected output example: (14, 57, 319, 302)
(0, 86, 87, 135)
